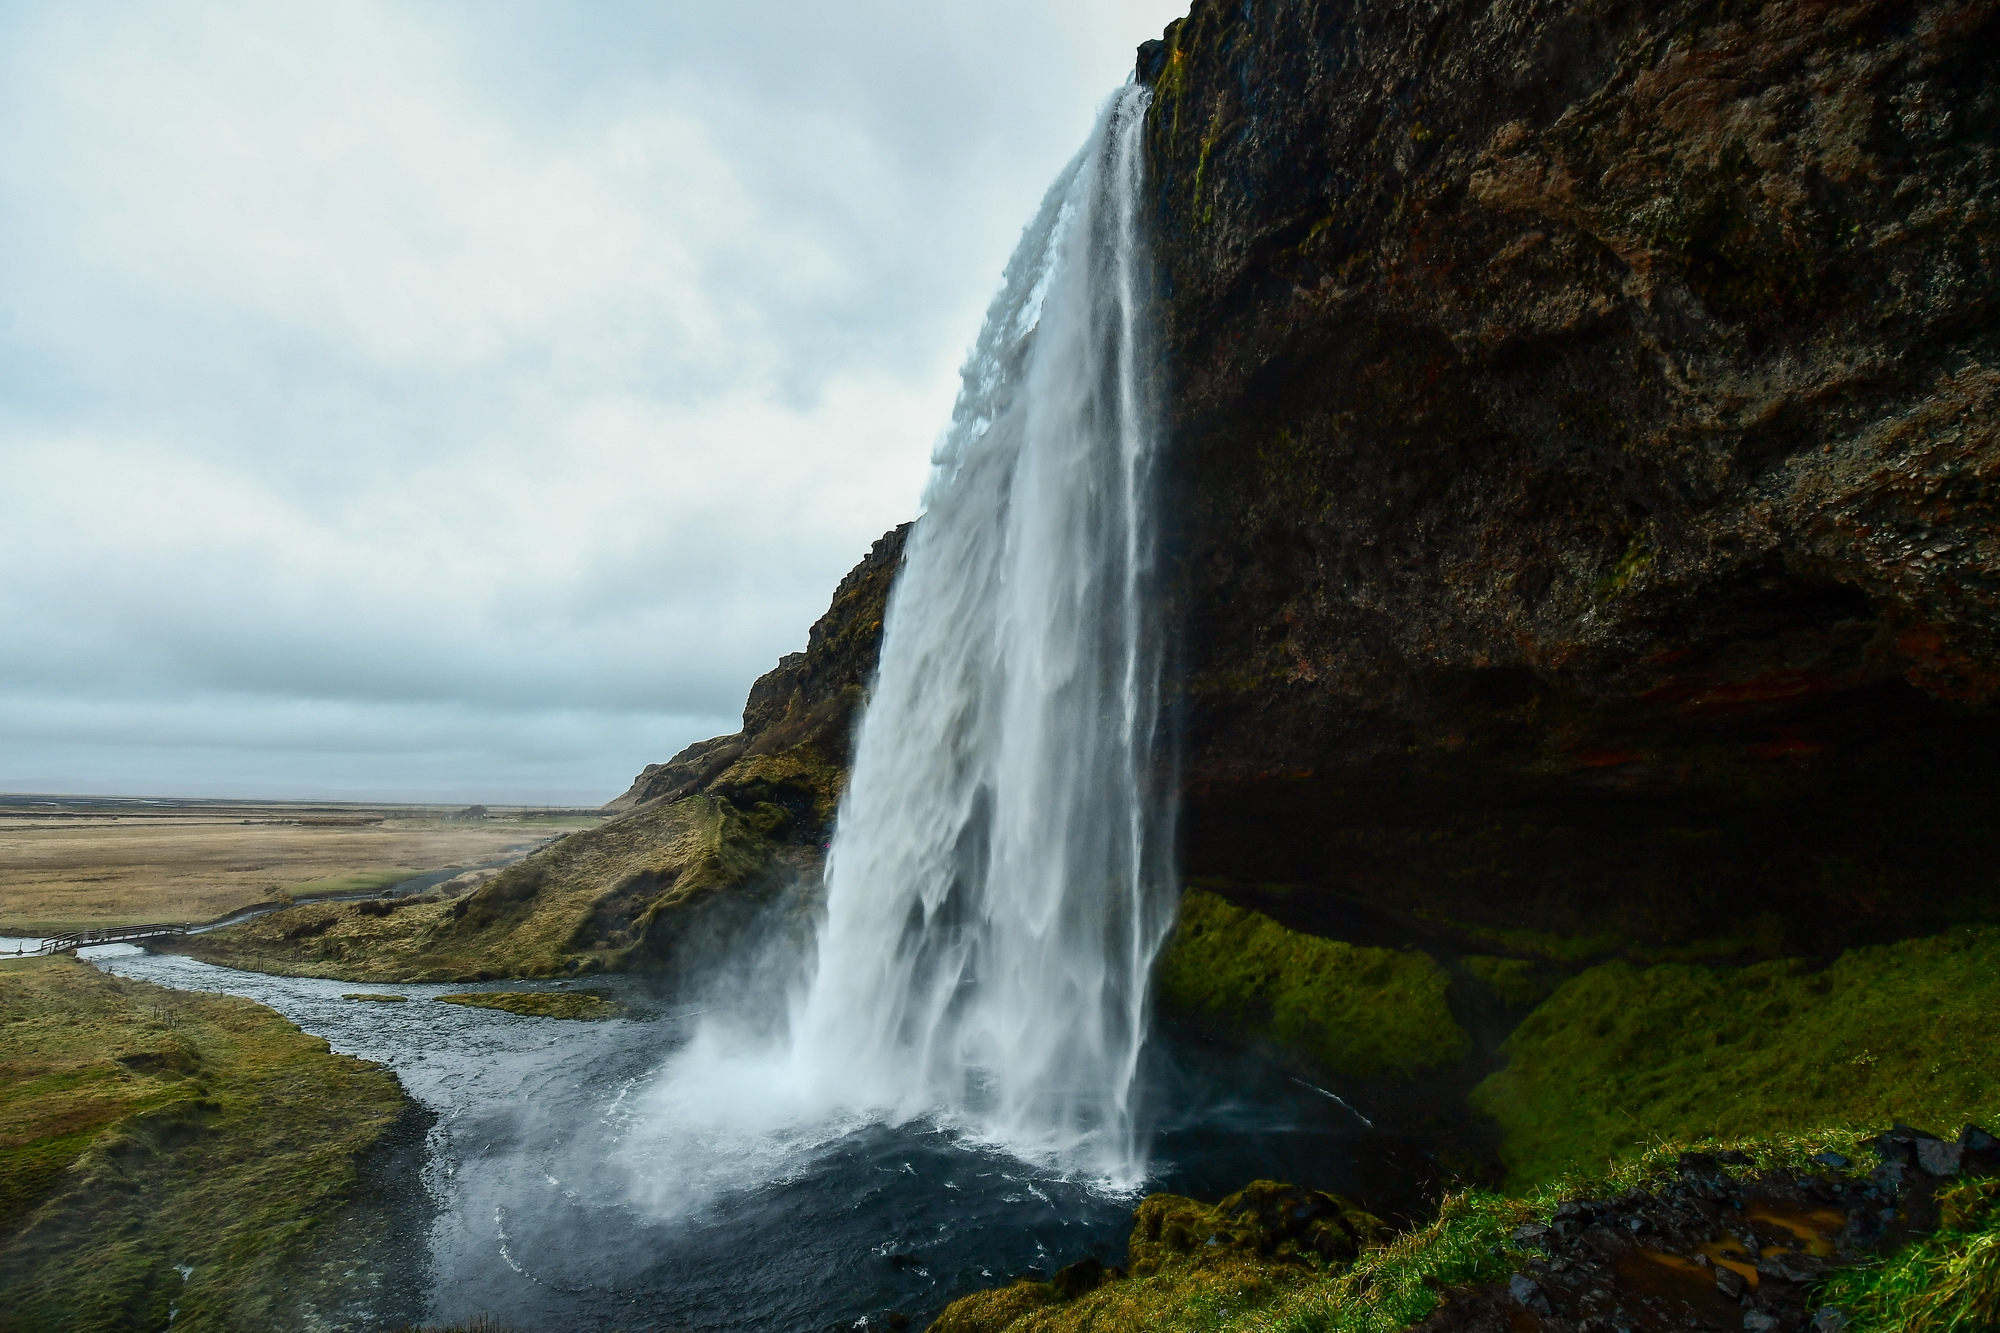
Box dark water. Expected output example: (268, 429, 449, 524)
(85, 948, 1421, 1332)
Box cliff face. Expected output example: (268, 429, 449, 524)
(607, 522, 911, 821)
(1140, 0, 2000, 956)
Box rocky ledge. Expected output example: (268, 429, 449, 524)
(1423, 1124, 1999, 1332)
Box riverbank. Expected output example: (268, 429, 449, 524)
(0, 954, 425, 1331)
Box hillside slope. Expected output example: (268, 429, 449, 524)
(175, 524, 908, 983)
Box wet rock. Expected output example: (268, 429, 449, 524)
(1917, 1137, 1966, 1176)
(1050, 1257, 1113, 1300)
(1134, 38, 1167, 84)
(1812, 1309, 1851, 1333)
(1508, 1273, 1552, 1315)
(1743, 1313, 1780, 1332)
(1960, 1125, 2000, 1174)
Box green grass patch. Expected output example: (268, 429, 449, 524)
(284, 867, 427, 899)
(1471, 924, 2000, 1188)
(1155, 889, 1467, 1079)
(1819, 1176, 2000, 1332)
(343, 992, 408, 1002)
(435, 989, 616, 1020)
(0, 955, 413, 1330)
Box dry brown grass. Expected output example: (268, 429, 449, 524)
(170, 797, 726, 982)
(0, 802, 593, 934)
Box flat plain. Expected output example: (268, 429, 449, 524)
(0, 795, 603, 935)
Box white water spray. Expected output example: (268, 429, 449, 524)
(630, 83, 1173, 1195)
(792, 82, 1173, 1180)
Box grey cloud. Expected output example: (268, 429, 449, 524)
(0, 0, 1186, 802)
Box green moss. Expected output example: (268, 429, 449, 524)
(1471, 925, 2000, 1187)
(0, 956, 412, 1330)
(1460, 955, 1561, 1008)
(435, 989, 616, 1020)
(1595, 529, 1653, 597)
(343, 992, 408, 1002)
(1155, 889, 1468, 1079)
(1191, 106, 1228, 225)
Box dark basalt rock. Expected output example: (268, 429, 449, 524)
(605, 521, 910, 815)
(1049, 1256, 1119, 1300)
(1144, 0, 2000, 957)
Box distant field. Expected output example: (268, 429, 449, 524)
(0, 797, 605, 934)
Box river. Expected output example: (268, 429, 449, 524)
(79, 946, 1423, 1332)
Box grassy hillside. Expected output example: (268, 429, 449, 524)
(0, 956, 417, 1331)
(169, 780, 820, 984)
(1471, 925, 2000, 1187)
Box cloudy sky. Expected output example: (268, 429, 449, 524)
(0, 0, 1186, 804)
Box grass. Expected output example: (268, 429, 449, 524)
(434, 989, 617, 1019)
(0, 806, 540, 934)
(170, 788, 816, 983)
(1820, 1176, 2000, 1331)
(285, 867, 433, 899)
(1154, 889, 1467, 1079)
(0, 955, 414, 1331)
(1469, 924, 2000, 1187)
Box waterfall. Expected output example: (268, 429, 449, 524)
(789, 81, 1173, 1181)
(628, 83, 1172, 1198)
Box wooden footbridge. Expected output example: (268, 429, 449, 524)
(11, 923, 191, 956)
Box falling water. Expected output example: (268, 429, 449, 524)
(630, 83, 1173, 1198)
(790, 81, 1173, 1182)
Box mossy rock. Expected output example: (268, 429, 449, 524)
(1131, 1181, 1389, 1276)
(342, 992, 408, 1003)
(434, 989, 616, 1020)
(1460, 955, 1563, 1009)
(1155, 889, 1468, 1079)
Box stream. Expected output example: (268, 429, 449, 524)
(81, 946, 1427, 1332)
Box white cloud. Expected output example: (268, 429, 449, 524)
(0, 0, 1188, 802)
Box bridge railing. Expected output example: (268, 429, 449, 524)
(18, 924, 191, 956)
